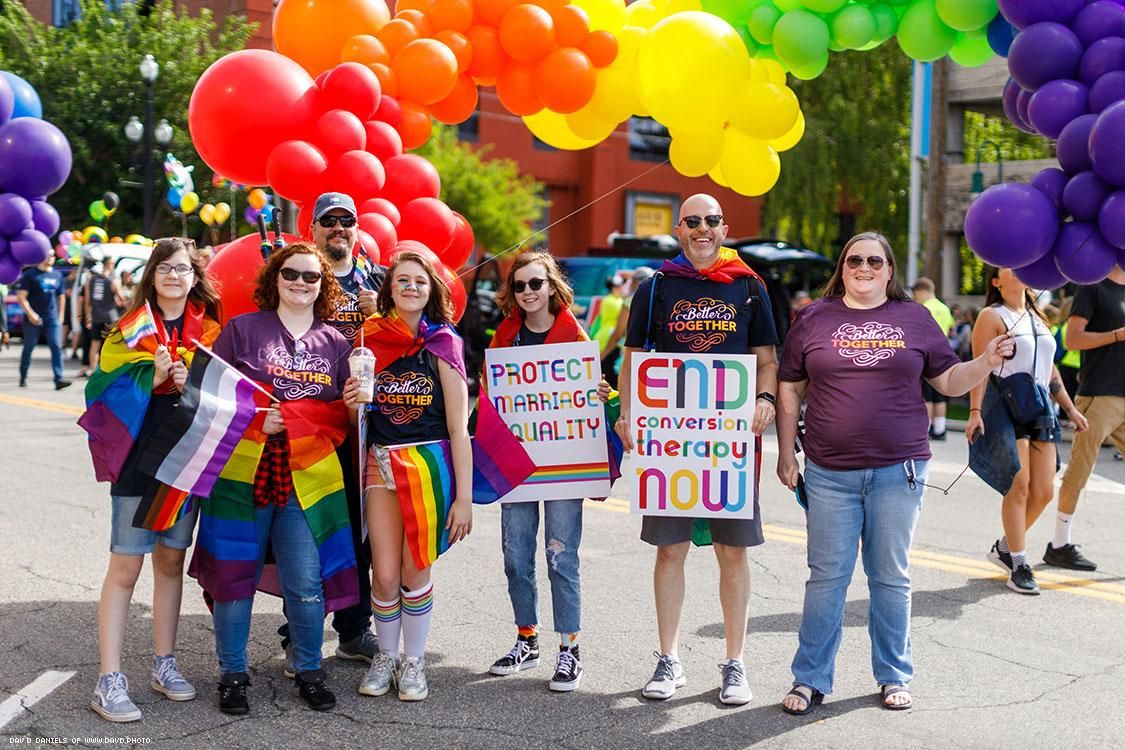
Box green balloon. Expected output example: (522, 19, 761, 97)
(753, 44, 782, 63)
(869, 2, 899, 42)
(89, 200, 106, 222)
(897, 0, 957, 61)
(935, 0, 998, 32)
(832, 4, 876, 49)
(775, 0, 804, 12)
(790, 51, 830, 80)
(802, 0, 847, 12)
(736, 25, 761, 56)
(702, 0, 770, 26)
(748, 4, 783, 45)
(774, 9, 831, 69)
(949, 28, 994, 66)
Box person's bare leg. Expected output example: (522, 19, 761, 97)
(98, 553, 145, 674)
(654, 542, 689, 656)
(713, 542, 749, 660)
(151, 545, 187, 657)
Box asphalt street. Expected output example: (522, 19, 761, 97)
(2, 349, 1124, 749)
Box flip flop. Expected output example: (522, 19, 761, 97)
(881, 684, 912, 710)
(781, 686, 824, 716)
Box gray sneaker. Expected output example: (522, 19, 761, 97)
(358, 653, 398, 697)
(336, 630, 379, 663)
(151, 655, 196, 701)
(283, 643, 295, 679)
(91, 672, 142, 722)
(642, 652, 685, 700)
(397, 656, 429, 701)
(718, 659, 752, 705)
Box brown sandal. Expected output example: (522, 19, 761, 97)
(881, 684, 912, 710)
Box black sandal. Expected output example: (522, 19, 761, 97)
(781, 685, 824, 716)
(881, 684, 912, 710)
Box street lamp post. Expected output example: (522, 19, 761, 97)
(970, 139, 1004, 197)
(123, 55, 173, 237)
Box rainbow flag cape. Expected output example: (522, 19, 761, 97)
(659, 248, 763, 285)
(119, 301, 162, 351)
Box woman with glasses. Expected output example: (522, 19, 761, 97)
(84, 238, 222, 722)
(775, 232, 1014, 715)
(196, 242, 359, 715)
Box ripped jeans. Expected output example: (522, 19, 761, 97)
(501, 499, 583, 634)
(212, 497, 325, 678)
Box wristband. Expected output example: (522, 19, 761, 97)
(756, 392, 776, 405)
(969, 408, 981, 413)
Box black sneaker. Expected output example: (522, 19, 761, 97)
(987, 539, 1013, 572)
(1043, 543, 1097, 571)
(297, 678, 336, 711)
(55, 380, 72, 390)
(18, 379, 26, 387)
(548, 646, 582, 692)
(1007, 564, 1040, 595)
(489, 635, 540, 676)
(217, 673, 250, 715)
(928, 428, 947, 441)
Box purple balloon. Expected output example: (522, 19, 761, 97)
(1090, 101, 1125, 187)
(1089, 70, 1125, 114)
(1098, 190, 1125, 249)
(1016, 88, 1036, 133)
(1028, 79, 1089, 138)
(1056, 114, 1097, 174)
(997, 0, 1084, 29)
(0, 75, 12, 127)
(0, 192, 32, 236)
(30, 200, 60, 238)
(1072, 2, 1125, 48)
(1053, 221, 1119, 283)
(8, 228, 51, 266)
(1063, 171, 1111, 221)
(964, 183, 1060, 267)
(0, 119, 72, 197)
(1008, 23, 1084, 91)
(244, 205, 260, 225)
(1014, 250, 1068, 289)
(1030, 168, 1069, 212)
(1001, 77, 1024, 126)
(1079, 37, 1125, 87)
(0, 250, 20, 284)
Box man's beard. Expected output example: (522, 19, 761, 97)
(324, 238, 350, 262)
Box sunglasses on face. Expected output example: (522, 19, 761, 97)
(279, 267, 323, 283)
(512, 278, 548, 293)
(680, 214, 723, 229)
(317, 215, 357, 228)
(845, 255, 887, 271)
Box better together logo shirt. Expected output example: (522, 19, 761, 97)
(368, 351, 448, 445)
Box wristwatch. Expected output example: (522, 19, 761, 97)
(756, 392, 776, 405)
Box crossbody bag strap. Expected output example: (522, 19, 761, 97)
(643, 272, 664, 352)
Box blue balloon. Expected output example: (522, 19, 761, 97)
(167, 186, 184, 209)
(259, 203, 275, 221)
(0, 75, 13, 126)
(987, 15, 1016, 58)
(0, 71, 42, 119)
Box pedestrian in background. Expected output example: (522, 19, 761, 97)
(17, 256, 70, 390)
(912, 277, 955, 440)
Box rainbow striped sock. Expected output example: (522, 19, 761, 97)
(518, 625, 538, 640)
(401, 583, 434, 659)
(372, 595, 401, 659)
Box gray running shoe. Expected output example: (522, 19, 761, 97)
(336, 630, 379, 663)
(283, 642, 295, 679)
(397, 656, 429, 701)
(151, 655, 196, 701)
(642, 652, 685, 700)
(91, 672, 142, 723)
(358, 653, 398, 697)
(718, 659, 752, 705)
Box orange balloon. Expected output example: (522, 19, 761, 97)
(397, 0, 436, 12)
(377, 19, 422, 59)
(476, 0, 519, 25)
(273, 0, 391, 77)
(496, 63, 544, 115)
(396, 9, 435, 37)
(428, 0, 474, 33)
(342, 34, 390, 66)
(466, 25, 507, 80)
(499, 5, 556, 62)
(398, 100, 434, 149)
(535, 0, 569, 10)
(430, 74, 480, 124)
(533, 47, 595, 113)
(552, 5, 590, 47)
(368, 62, 398, 97)
(581, 30, 618, 68)
(393, 39, 460, 105)
(434, 30, 474, 73)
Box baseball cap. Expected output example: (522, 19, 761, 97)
(312, 192, 357, 221)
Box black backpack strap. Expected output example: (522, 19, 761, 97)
(643, 272, 665, 352)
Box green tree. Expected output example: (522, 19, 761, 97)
(0, 0, 255, 238)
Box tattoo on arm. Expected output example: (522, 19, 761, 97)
(1049, 379, 1062, 395)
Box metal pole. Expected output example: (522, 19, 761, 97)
(142, 80, 155, 237)
(907, 60, 926, 287)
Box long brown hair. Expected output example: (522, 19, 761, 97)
(496, 249, 575, 316)
(123, 237, 221, 322)
(983, 265, 1047, 323)
(376, 251, 454, 322)
(820, 231, 911, 301)
(252, 242, 343, 320)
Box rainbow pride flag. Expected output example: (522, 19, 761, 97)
(119, 301, 162, 351)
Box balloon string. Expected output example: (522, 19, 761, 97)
(456, 158, 672, 280)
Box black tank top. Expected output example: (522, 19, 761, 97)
(89, 275, 118, 325)
(367, 350, 448, 446)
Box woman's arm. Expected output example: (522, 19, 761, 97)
(775, 379, 807, 490)
(964, 308, 1003, 443)
(928, 330, 1014, 396)
(439, 360, 473, 543)
(1048, 364, 1088, 432)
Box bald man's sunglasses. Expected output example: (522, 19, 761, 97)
(680, 215, 723, 229)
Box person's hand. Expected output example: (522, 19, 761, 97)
(262, 407, 286, 435)
(153, 345, 172, 385)
(27, 312, 42, 327)
(777, 452, 800, 491)
(357, 288, 378, 317)
(596, 379, 611, 403)
(1068, 407, 1089, 433)
(965, 411, 984, 444)
(342, 376, 362, 409)
(1, 331, 9, 349)
(983, 332, 1016, 368)
(614, 414, 634, 452)
(169, 360, 188, 392)
(752, 398, 775, 435)
(446, 497, 473, 543)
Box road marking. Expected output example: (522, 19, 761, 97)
(0, 393, 84, 416)
(0, 670, 76, 731)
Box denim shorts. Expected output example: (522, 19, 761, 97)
(1012, 410, 1061, 443)
(110, 494, 199, 555)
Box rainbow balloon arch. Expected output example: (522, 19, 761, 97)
(189, 0, 1125, 302)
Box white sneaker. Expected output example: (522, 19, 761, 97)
(718, 659, 752, 705)
(642, 652, 685, 700)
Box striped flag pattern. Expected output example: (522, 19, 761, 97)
(118, 301, 162, 351)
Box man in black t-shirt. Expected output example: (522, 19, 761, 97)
(85, 257, 120, 375)
(1051, 266, 1125, 571)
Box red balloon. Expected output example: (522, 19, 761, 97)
(388, 241, 442, 270)
(381, 154, 441, 207)
(326, 150, 386, 203)
(208, 231, 302, 322)
(266, 140, 328, 203)
(364, 120, 404, 162)
(360, 197, 401, 226)
(398, 197, 457, 254)
(437, 261, 467, 322)
(296, 201, 314, 238)
(314, 109, 367, 159)
(374, 95, 404, 128)
(317, 62, 382, 121)
(359, 212, 398, 257)
(189, 50, 317, 186)
(355, 229, 383, 264)
(442, 211, 475, 269)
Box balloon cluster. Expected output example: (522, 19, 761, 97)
(0, 71, 71, 284)
(164, 153, 201, 216)
(88, 191, 120, 224)
(243, 188, 275, 227)
(199, 201, 232, 229)
(965, 0, 1125, 289)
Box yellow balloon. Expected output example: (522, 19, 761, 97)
(760, 58, 788, 85)
(719, 130, 781, 197)
(624, 0, 660, 28)
(615, 25, 647, 69)
(199, 203, 217, 226)
(214, 202, 232, 224)
(180, 191, 200, 215)
(571, 0, 628, 34)
(566, 108, 620, 141)
(669, 128, 725, 177)
(83, 226, 109, 244)
(523, 110, 605, 150)
(730, 83, 800, 140)
(589, 65, 642, 123)
(769, 110, 806, 152)
(125, 234, 147, 245)
(709, 163, 730, 189)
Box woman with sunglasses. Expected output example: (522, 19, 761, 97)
(967, 267, 1088, 594)
(83, 238, 222, 722)
(483, 250, 591, 691)
(347, 250, 472, 702)
(197, 242, 359, 715)
(776, 231, 1014, 715)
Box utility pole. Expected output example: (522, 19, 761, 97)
(924, 58, 949, 295)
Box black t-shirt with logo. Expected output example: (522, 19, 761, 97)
(1072, 277, 1125, 397)
(89, 274, 119, 326)
(368, 350, 448, 446)
(515, 322, 549, 347)
(327, 262, 386, 343)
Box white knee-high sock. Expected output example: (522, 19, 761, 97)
(371, 595, 401, 659)
(400, 583, 434, 659)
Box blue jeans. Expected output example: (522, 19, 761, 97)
(791, 459, 927, 694)
(19, 317, 63, 382)
(212, 498, 325, 678)
(501, 499, 583, 634)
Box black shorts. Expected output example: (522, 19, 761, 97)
(1012, 410, 1061, 444)
(640, 515, 764, 548)
(921, 380, 947, 405)
(90, 322, 113, 342)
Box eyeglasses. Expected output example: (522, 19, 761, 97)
(317, 215, 357, 228)
(845, 255, 887, 271)
(680, 215, 723, 229)
(512, 278, 547, 293)
(279, 267, 323, 283)
(156, 263, 194, 276)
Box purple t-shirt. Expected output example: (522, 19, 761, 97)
(212, 310, 352, 401)
(778, 297, 961, 469)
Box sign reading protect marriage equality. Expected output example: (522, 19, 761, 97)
(485, 341, 610, 502)
(628, 353, 757, 519)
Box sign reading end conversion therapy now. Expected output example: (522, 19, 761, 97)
(485, 341, 610, 503)
(628, 352, 757, 519)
